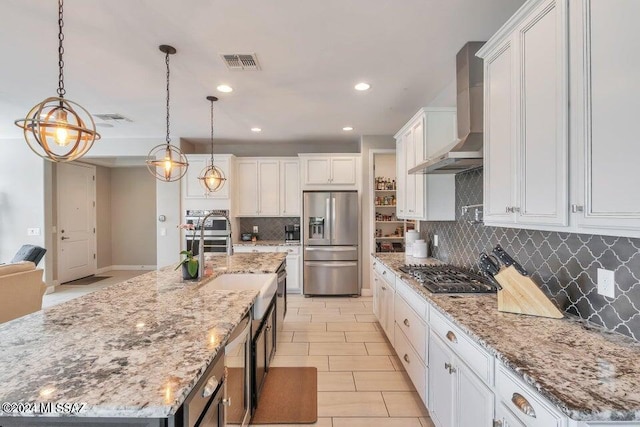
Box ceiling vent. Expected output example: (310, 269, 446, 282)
(221, 53, 261, 71)
(93, 113, 133, 122)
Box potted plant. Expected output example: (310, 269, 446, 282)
(177, 223, 199, 280)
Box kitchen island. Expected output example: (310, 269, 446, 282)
(373, 253, 640, 423)
(0, 252, 286, 426)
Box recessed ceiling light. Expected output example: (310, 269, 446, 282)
(217, 84, 233, 93)
(354, 82, 371, 91)
(251, 127, 262, 132)
(343, 126, 354, 131)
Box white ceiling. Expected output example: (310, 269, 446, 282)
(0, 0, 524, 145)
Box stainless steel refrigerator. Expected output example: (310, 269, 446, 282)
(303, 191, 359, 296)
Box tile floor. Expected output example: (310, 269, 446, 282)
(255, 294, 436, 427)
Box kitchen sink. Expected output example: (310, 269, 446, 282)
(208, 274, 277, 320)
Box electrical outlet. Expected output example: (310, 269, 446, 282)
(27, 228, 41, 236)
(597, 268, 615, 298)
(253, 225, 259, 233)
(433, 234, 439, 247)
(160, 228, 166, 237)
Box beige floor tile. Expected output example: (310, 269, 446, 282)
(278, 331, 294, 342)
(353, 371, 414, 391)
(355, 314, 377, 322)
(312, 314, 357, 323)
(293, 331, 346, 342)
(329, 355, 395, 371)
(358, 296, 373, 301)
(345, 331, 387, 343)
(365, 341, 395, 355)
(363, 301, 374, 309)
(309, 342, 368, 356)
(284, 314, 312, 323)
(317, 371, 356, 391)
(249, 417, 333, 427)
(275, 342, 309, 356)
(372, 322, 384, 331)
(339, 306, 373, 315)
(298, 306, 341, 315)
(420, 416, 436, 427)
(333, 418, 422, 427)
(325, 300, 365, 308)
(287, 300, 326, 308)
(270, 355, 329, 371)
(390, 355, 405, 371)
(282, 322, 327, 332)
(326, 322, 378, 332)
(382, 392, 429, 417)
(317, 391, 388, 417)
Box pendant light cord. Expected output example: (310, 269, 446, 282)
(57, 0, 66, 98)
(165, 51, 171, 145)
(210, 99, 215, 163)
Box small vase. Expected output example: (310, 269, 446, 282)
(182, 262, 199, 280)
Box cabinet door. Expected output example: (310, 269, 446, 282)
(516, 0, 568, 226)
(372, 269, 381, 319)
(184, 156, 230, 199)
(330, 157, 357, 184)
(258, 160, 280, 216)
(281, 160, 300, 216)
(384, 287, 395, 342)
(495, 403, 527, 427)
(396, 137, 407, 219)
(572, 0, 640, 234)
(236, 160, 259, 215)
(484, 39, 517, 224)
(455, 361, 494, 427)
(304, 158, 331, 184)
(429, 333, 455, 427)
(404, 130, 417, 218)
(412, 120, 426, 219)
(285, 253, 301, 292)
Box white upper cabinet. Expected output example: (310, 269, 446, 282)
(570, 0, 640, 236)
(182, 154, 233, 200)
(300, 154, 360, 189)
(258, 160, 280, 216)
(395, 108, 456, 221)
(280, 160, 300, 216)
(479, 0, 569, 228)
(236, 160, 260, 215)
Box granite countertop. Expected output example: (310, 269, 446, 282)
(373, 253, 640, 422)
(0, 252, 286, 419)
(233, 240, 300, 246)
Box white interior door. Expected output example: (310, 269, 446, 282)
(57, 162, 96, 283)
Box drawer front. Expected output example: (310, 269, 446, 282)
(279, 245, 300, 255)
(395, 277, 427, 317)
(373, 260, 396, 289)
(394, 323, 427, 405)
(234, 245, 278, 253)
(394, 294, 427, 362)
(496, 364, 565, 427)
(429, 308, 493, 385)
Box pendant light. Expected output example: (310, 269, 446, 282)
(14, 0, 100, 162)
(198, 96, 227, 193)
(145, 45, 189, 182)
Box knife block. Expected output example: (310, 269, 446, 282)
(495, 266, 563, 319)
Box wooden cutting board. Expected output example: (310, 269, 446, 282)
(495, 266, 563, 319)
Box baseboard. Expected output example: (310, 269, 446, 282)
(96, 266, 112, 275)
(360, 288, 372, 297)
(45, 284, 57, 294)
(109, 265, 157, 271)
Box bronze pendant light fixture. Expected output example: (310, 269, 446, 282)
(14, 0, 101, 162)
(198, 96, 227, 193)
(146, 45, 189, 182)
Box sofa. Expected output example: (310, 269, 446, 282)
(0, 261, 46, 324)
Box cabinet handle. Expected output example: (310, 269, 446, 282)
(202, 375, 220, 397)
(446, 330, 457, 343)
(381, 286, 387, 291)
(222, 397, 231, 407)
(511, 393, 537, 418)
(382, 270, 387, 275)
(403, 354, 410, 363)
(571, 204, 584, 213)
(252, 250, 259, 253)
(493, 420, 504, 427)
(444, 362, 456, 374)
(403, 318, 410, 327)
(513, 207, 520, 213)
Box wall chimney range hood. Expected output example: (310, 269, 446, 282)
(409, 42, 485, 174)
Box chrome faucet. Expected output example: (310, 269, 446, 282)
(198, 210, 234, 278)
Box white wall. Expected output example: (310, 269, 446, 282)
(0, 139, 46, 265)
(156, 179, 181, 269)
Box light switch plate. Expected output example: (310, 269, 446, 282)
(433, 234, 439, 247)
(597, 268, 615, 298)
(253, 225, 259, 233)
(27, 228, 41, 236)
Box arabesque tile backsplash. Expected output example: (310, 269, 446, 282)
(238, 217, 300, 241)
(420, 169, 640, 341)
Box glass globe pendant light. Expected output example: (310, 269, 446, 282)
(14, 0, 100, 162)
(145, 45, 189, 182)
(198, 96, 227, 193)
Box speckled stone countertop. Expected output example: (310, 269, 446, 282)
(233, 240, 300, 246)
(373, 253, 640, 422)
(0, 252, 286, 420)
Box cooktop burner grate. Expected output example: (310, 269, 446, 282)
(399, 265, 496, 294)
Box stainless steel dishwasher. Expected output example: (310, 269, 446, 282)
(183, 350, 227, 427)
(225, 313, 251, 426)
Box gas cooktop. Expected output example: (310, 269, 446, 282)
(399, 264, 496, 294)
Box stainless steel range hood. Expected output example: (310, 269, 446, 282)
(409, 42, 485, 174)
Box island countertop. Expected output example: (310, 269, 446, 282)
(0, 252, 286, 420)
(373, 253, 640, 421)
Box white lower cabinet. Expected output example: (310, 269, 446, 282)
(429, 332, 456, 427)
(495, 402, 527, 427)
(280, 246, 301, 293)
(372, 262, 395, 342)
(394, 323, 427, 404)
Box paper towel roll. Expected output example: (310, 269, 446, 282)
(413, 241, 428, 258)
(405, 230, 419, 254)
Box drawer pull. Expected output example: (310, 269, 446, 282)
(381, 286, 387, 291)
(222, 397, 231, 407)
(403, 354, 410, 363)
(493, 421, 504, 427)
(202, 375, 220, 398)
(444, 362, 456, 374)
(446, 330, 457, 343)
(512, 393, 537, 418)
(403, 318, 410, 327)
(382, 270, 387, 275)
